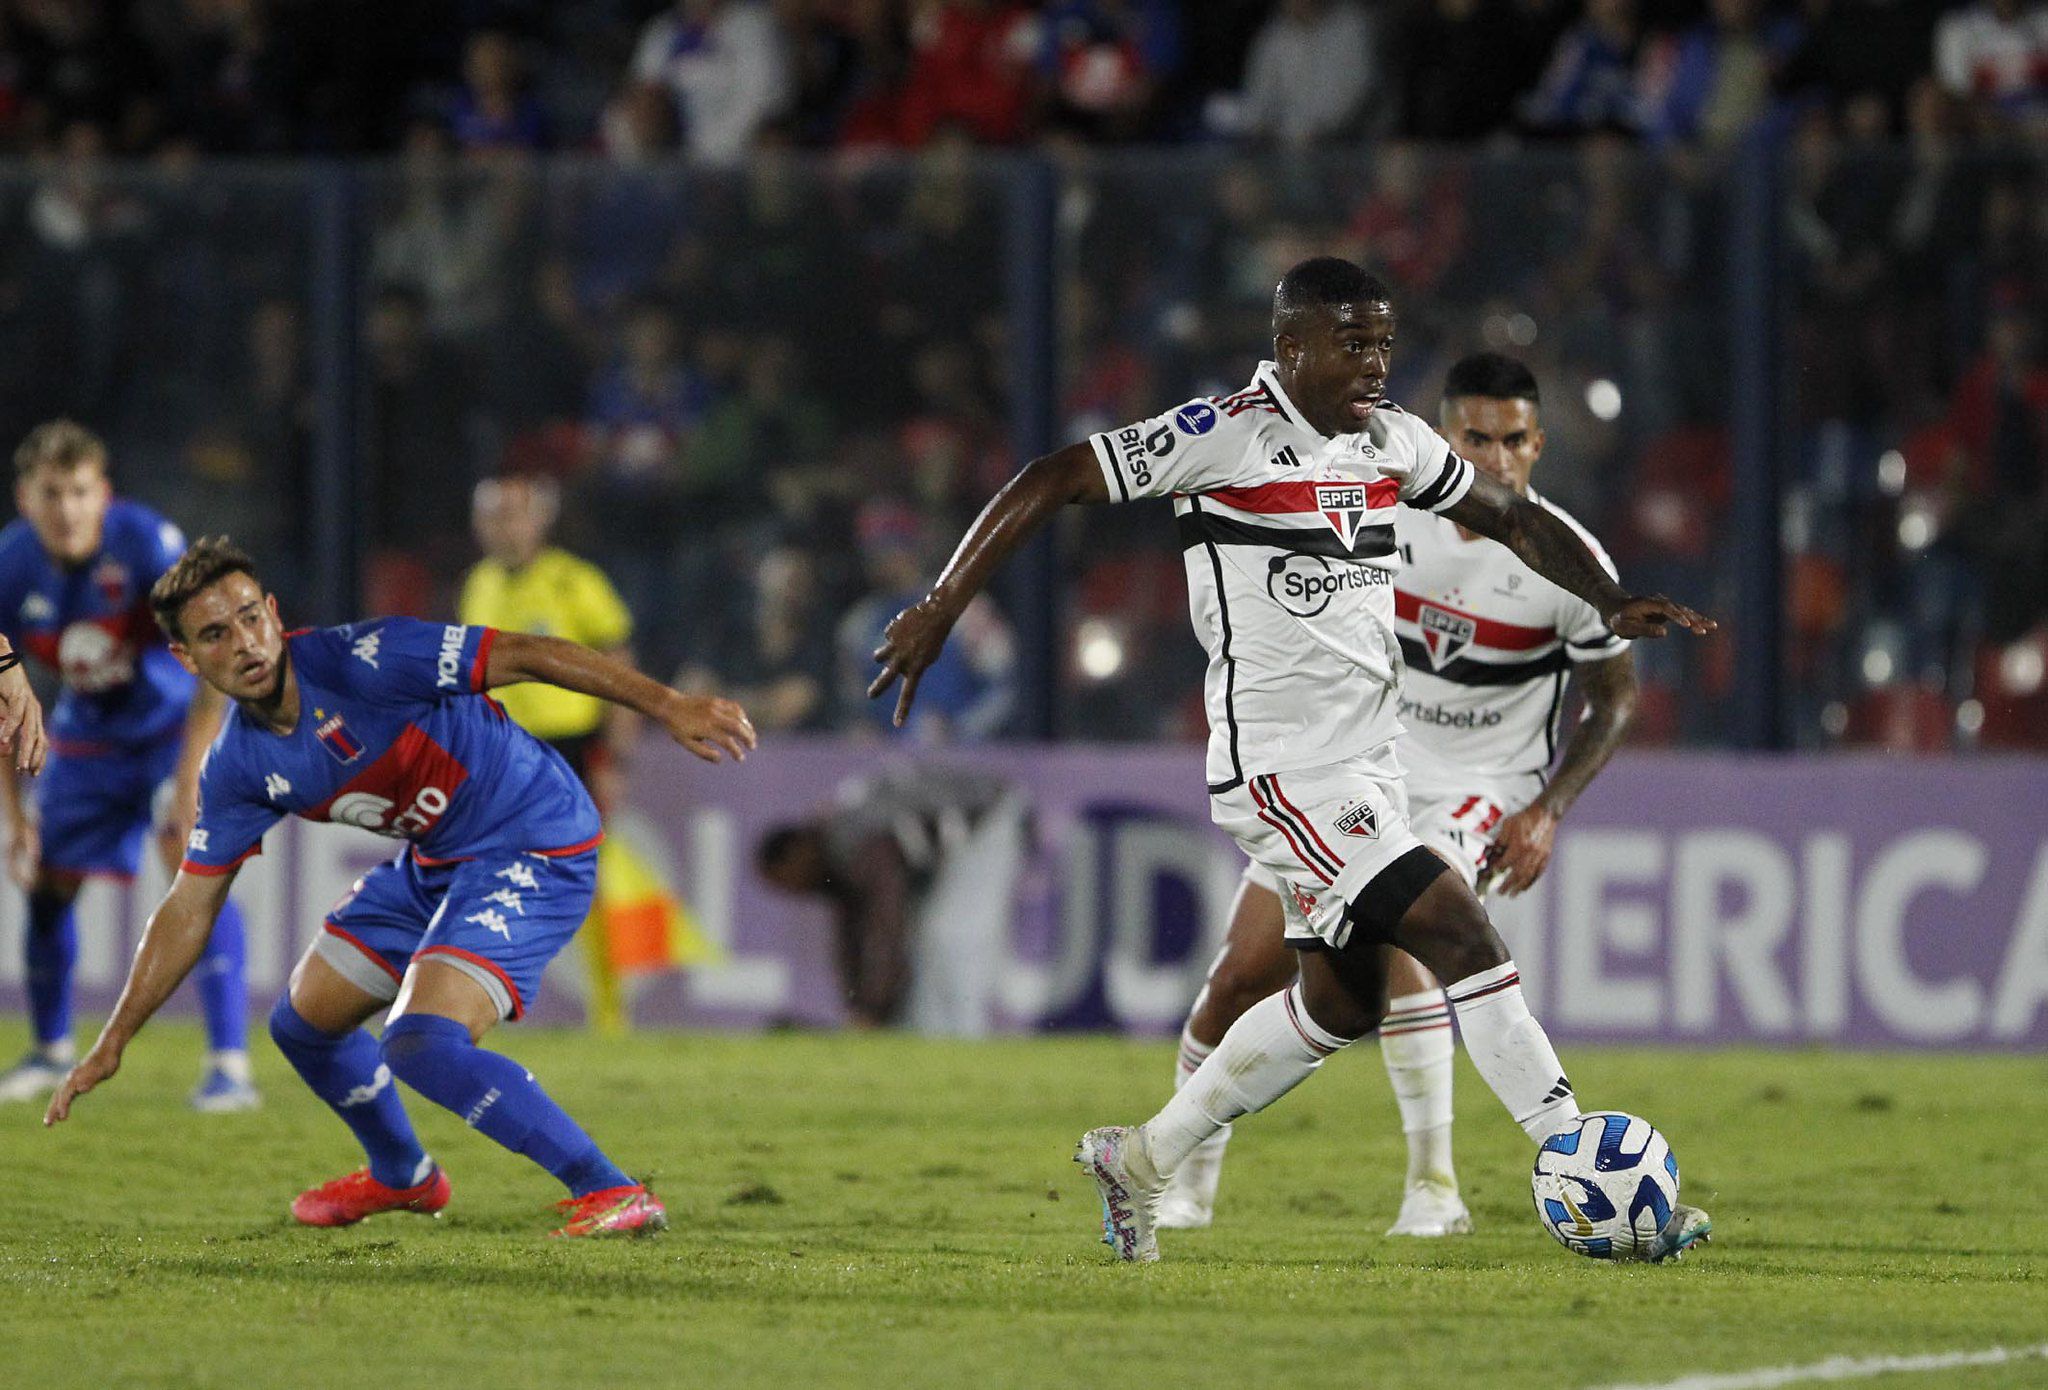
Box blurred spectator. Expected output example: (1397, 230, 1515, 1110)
(1343, 144, 1467, 303)
(835, 499, 1016, 741)
(1637, 0, 1802, 148)
(447, 29, 549, 153)
(1951, 301, 2048, 641)
(364, 283, 473, 568)
(757, 762, 1026, 1033)
(1933, 0, 2048, 126)
(895, 340, 1011, 519)
(1520, 0, 1644, 136)
(680, 543, 838, 732)
(1034, 0, 1183, 140)
(894, 0, 1038, 147)
(172, 295, 311, 607)
(1775, 0, 1942, 123)
(690, 334, 835, 531)
(579, 294, 714, 673)
(1234, 0, 1376, 147)
(15, 0, 164, 150)
(631, 0, 791, 164)
(370, 117, 518, 340)
(17, 121, 153, 423)
(1396, 0, 1533, 142)
(459, 474, 636, 792)
(147, 0, 304, 154)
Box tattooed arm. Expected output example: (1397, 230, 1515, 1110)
(1439, 474, 1716, 639)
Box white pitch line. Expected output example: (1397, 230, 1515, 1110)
(1592, 1343, 2048, 1390)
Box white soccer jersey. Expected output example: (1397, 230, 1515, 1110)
(1392, 494, 1627, 785)
(1089, 361, 1475, 792)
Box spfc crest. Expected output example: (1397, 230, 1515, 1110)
(1312, 480, 1372, 550)
(1418, 603, 1477, 669)
(1335, 801, 1378, 839)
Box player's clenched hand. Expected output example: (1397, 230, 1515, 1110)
(1604, 595, 1716, 640)
(660, 693, 756, 763)
(0, 657, 48, 776)
(43, 1043, 121, 1126)
(868, 598, 955, 727)
(1477, 803, 1559, 898)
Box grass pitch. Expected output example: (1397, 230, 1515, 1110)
(3, 1024, 2046, 1390)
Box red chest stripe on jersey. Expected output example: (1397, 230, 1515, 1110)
(1393, 589, 1556, 651)
(1205, 477, 1399, 516)
(307, 723, 470, 839)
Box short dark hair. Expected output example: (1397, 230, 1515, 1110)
(150, 536, 260, 642)
(14, 419, 109, 479)
(1442, 352, 1541, 406)
(1272, 257, 1394, 331)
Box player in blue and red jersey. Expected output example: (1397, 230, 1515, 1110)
(45, 537, 756, 1237)
(0, 421, 257, 1111)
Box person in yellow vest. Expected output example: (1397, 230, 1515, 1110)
(461, 475, 636, 787)
(461, 475, 646, 1030)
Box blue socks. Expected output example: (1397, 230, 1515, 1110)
(24, 890, 77, 1048)
(268, 998, 430, 1190)
(24, 891, 250, 1057)
(381, 1013, 631, 1197)
(197, 899, 250, 1055)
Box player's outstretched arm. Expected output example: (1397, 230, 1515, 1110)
(1482, 650, 1638, 898)
(869, 442, 1108, 726)
(0, 637, 48, 775)
(483, 632, 756, 764)
(44, 867, 236, 1125)
(1440, 473, 1718, 640)
(158, 683, 226, 870)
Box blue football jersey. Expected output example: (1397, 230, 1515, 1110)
(0, 498, 199, 750)
(180, 620, 602, 876)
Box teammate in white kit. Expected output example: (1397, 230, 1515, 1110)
(1154, 352, 1641, 1239)
(869, 258, 1715, 1264)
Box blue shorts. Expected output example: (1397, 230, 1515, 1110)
(35, 736, 182, 879)
(315, 846, 597, 1020)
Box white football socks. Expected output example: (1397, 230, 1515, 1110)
(1380, 989, 1456, 1188)
(1444, 961, 1580, 1142)
(1143, 982, 1346, 1174)
(1168, 1026, 1231, 1205)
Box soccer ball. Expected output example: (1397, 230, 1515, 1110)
(1531, 1111, 1680, 1259)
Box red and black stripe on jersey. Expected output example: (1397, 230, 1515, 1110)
(1211, 382, 1284, 417)
(1393, 588, 1571, 686)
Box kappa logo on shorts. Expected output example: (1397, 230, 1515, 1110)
(1418, 603, 1478, 669)
(1335, 801, 1379, 839)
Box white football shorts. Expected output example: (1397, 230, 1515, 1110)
(1210, 745, 1427, 951)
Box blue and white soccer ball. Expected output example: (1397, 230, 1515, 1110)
(1531, 1111, 1681, 1259)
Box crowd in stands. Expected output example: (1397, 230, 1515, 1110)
(0, 0, 2038, 748)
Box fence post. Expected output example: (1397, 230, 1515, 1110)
(307, 163, 360, 625)
(1728, 129, 1785, 749)
(1002, 154, 1062, 739)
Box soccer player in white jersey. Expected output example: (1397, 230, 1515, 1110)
(1153, 351, 1641, 1239)
(871, 257, 1716, 1264)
